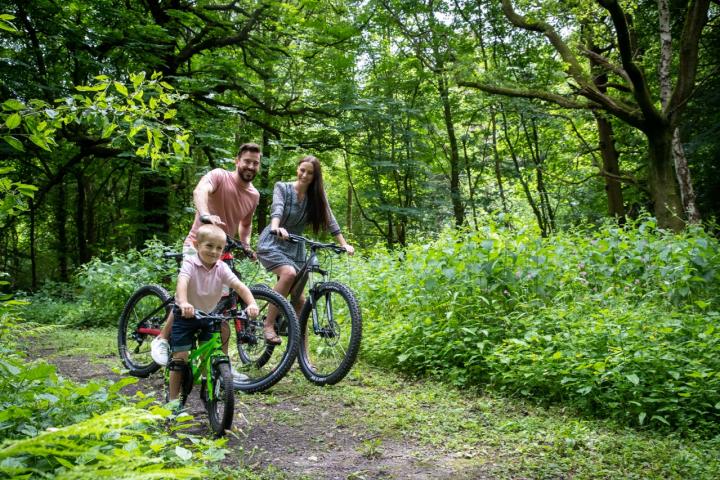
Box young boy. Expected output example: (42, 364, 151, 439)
(168, 224, 259, 401)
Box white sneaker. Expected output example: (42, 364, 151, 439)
(150, 337, 170, 366)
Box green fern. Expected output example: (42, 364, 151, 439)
(0, 407, 206, 478)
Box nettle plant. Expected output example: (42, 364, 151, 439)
(352, 218, 720, 433)
(22, 239, 178, 327)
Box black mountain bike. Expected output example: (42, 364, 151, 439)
(270, 231, 362, 385)
(117, 236, 299, 393)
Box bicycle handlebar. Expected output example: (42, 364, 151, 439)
(171, 305, 242, 322)
(269, 230, 347, 254)
(198, 215, 255, 258)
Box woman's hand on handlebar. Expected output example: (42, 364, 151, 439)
(342, 244, 355, 256)
(178, 301, 195, 318)
(271, 227, 289, 240)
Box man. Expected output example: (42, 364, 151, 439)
(151, 143, 262, 367)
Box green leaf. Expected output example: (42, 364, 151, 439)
(3, 135, 24, 151)
(130, 72, 146, 89)
(638, 412, 646, 425)
(160, 81, 174, 90)
(109, 376, 138, 393)
(29, 134, 51, 151)
(0, 22, 17, 33)
(175, 446, 193, 461)
(102, 123, 118, 139)
(16, 184, 37, 196)
(163, 109, 177, 120)
(114, 81, 129, 97)
(651, 415, 670, 426)
(625, 373, 640, 386)
(54, 456, 75, 469)
(3, 99, 25, 111)
(75, 83, 108, 92)
(5, 112, 21, 129)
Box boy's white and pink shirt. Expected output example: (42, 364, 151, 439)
(178, 256, 239, 313)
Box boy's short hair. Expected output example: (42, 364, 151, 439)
(196, 224, 226, 244)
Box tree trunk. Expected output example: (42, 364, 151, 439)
(672, 128, 701, 223)
(55, 180, 68, 282)
(74, 169, 89, 264)
(138, 162, 170, 247)
(437, 74, 464, 228)
(346, 183, 353, 234)
(491, 109, 509, 214)
(256, 132, 272, 234)
(657, 0, 700, 225)
(595, 113, 626, 221)
(646, 127, 685, 231)
(29, 200, 37, 290)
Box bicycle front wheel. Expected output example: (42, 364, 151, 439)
(117, 284, 171, 377)
(228, 286, 299, 393)
(207, 361, 234, 437)
(298, 281, 362, 385)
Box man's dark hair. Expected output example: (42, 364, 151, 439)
(237, 143, 262, 158)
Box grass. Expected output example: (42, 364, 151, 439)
(46, 327, 720, 479)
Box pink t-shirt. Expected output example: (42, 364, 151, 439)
(178, 256, 239, 313)
(184, 169, 260, 244)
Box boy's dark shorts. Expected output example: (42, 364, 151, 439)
(171, 315, 214, 352)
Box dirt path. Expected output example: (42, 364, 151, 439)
(46, 351, 497, 479)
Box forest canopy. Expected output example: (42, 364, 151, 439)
(1, 0, 718, 289)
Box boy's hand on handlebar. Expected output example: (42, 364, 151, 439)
(245, 302, 259, 318)
(178, 302, 195, 318)
(342, 244, 355, 256)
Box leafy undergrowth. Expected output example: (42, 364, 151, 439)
(0, 314, 276, 479)
(349, 217, 720, 435)
(43, 327, 720, 479)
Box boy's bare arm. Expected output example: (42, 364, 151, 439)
(175, 276, 195, 318)
(229, 278, 258, 317)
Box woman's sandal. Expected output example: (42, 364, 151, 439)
(263, 329, 282, 345)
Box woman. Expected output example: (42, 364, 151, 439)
(256, 155, 355, 344)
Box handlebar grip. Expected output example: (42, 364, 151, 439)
(270, 230, 299, 243)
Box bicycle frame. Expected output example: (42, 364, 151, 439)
(280, 234, 345, 336)
(173, 317, 230, 403)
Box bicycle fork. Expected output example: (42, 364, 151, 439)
(309, 284, 338, 339)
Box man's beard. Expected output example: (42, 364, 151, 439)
(239, 169, 256, 182)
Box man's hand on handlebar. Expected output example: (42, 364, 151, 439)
(199, 213, 226, 227)
(240, 241, 257, 261)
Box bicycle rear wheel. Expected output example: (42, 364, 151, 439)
(227, 286, 299, 393)
(207, 361, 234, 437)
(298, 281, 362, 385)
(117, 284, 171, 377)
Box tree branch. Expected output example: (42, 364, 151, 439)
(667, 0, 711, 123)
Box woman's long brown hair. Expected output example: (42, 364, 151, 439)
(300, 155, 331, 234)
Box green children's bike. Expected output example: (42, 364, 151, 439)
(164, 307, 236, 437)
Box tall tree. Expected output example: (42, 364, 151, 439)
(460, 0, 714, 230)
